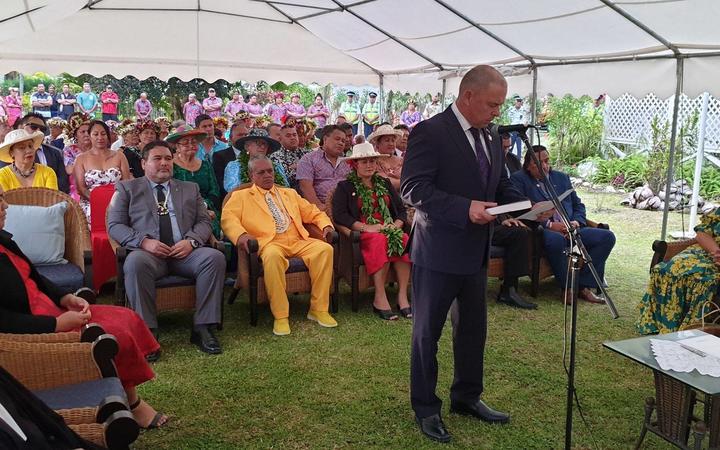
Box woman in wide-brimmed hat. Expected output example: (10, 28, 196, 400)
(331, 142, 411, 320)
(167, 125, 222, 238)
(367, 124, 404, 191)
(0, 129, 58, 191)
(223, 128, 289, 193)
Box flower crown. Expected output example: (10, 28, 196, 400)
(63, 112, 92, 138)
(47, 117, 67, 129)
(213, 116, 229, 128)
(134, 119, 159, 134)
(253, 114, 273, 129)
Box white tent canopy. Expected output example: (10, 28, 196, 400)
(1, 0, 719, 97)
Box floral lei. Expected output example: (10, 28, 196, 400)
(348, 171, 405, 257)
(236, 152, 287, 186)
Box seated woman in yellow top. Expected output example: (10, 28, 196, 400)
(0, 129, 58, 191)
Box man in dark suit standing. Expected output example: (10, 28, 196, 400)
(400, 65, 530, 443)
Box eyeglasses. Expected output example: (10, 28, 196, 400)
(26, 123, 48, 133)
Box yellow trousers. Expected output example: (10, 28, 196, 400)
(259, 226, 333, 319)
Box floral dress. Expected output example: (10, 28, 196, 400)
(173, 160, 222, 238)
(637, 208, 720, 334)
(80, 167, 122, 225)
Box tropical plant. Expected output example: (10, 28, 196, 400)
(544, 94, 604, 166)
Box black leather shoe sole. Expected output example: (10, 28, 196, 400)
(145, 350, 161, 362)
(415, 417, 451, 443)
(450, 404, 510, 424)
(497, 296, 537, 310)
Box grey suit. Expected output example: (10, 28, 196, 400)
(107, 177, 225, 329)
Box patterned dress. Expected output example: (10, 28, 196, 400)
(80, 167, 122, 225)
(637, 208, 720, 334)
(269, 146, 311, 190)
(173, 160, 222, 238)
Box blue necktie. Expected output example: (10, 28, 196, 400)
(469, 127, 491, 182)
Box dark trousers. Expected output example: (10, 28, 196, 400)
(410, 264, 488, 419)
(102, 113, 118, 122)
(543, 227, 616, 288)
(363, 122, 375, 137)
(510, 132, 523, 159)
(491, 224, 530, 283)
(351, 123, 359, 136)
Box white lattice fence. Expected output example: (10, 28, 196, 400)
(604, 92, 720, 153)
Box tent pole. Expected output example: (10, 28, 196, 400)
(688, 91, 710, 234)
(441, 79, 447, 109)
(530, 65, 538, 144)
(379, 73, 384, 123)
(660, 57, 685, 241)
(18, 73, 24, 96)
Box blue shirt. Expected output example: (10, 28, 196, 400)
(197, 138, 228, 161)
(148, 179, 182, 244)
(76, 92, 98, 116)
(223, 159, 289, 193)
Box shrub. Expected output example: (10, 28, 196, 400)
(544, 95, 604, 166)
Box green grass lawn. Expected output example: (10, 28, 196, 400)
(118, 188, 692, 449)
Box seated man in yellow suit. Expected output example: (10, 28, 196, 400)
(221, 154, 338, 336)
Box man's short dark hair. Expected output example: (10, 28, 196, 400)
(394, 124, 410, 132)
(230, 121, 247, 134)
(88, 120, 111, 140)
(319, 124, 344, 146)
(337, 123, 353, 133)
(195, 114, 213, 126)
(19, 113, 47, 126)
(523, 145, 547, 169)
(266, 123, 281, 133)
(142, 140, 174, 160)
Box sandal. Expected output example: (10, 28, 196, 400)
(373, 306, 398, 321)
(399, 307, 413, 319)
(130, 399, 169, 429)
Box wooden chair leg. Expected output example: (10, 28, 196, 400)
(331, 276, 339, 313)
(635, 397, 654, 450)
(250, 284, 258, 327)
(351, 269, 359, 312)
(227, 288, 240, 305)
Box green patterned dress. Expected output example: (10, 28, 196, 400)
(173, 160, 222, 238)
(636, 208, 720, 334)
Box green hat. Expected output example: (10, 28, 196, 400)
(165, 124, 207, 143)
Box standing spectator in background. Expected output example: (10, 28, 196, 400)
(100, 85, 120, 122)
(423, 94, 441, 119)
(30, 84, 53, 119)
(393, 124, 409, 157)
(56, 84, 76, 120)
(244, 94, 264, 119)
(361, 92, 380, 137)
(76, 83, 99, 118)
(339, 91, 361, 136)
(400, 101, 422, 130)
(286, 93, 306, 120)
(48, 84, 59, 118)
(224, 91, 244, 119)
(0, 117, 9, 144)
(507, 95, 528, 159)
(134, 92, 152, 121)
(202, 88, 223, 119)
(183, 93, 204, 126)
(5, 88, 23, 127)
(307, 94, 329, 129)
(266, 93, 288, 124)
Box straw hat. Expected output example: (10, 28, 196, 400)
(367, 124, 403, 145)
(341, 142, 390, 161)
(164, 124, 207, 143)
(0, 129, 44, 163)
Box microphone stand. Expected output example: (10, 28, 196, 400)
(519, 128, 619, 450)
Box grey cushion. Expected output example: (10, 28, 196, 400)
(4, 202, 67, 265)
(36, 263, 84, 292)
(34, 377, 125, 410)
(156, 275, 195, 287)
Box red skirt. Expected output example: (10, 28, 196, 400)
(360, 232, 411, 275)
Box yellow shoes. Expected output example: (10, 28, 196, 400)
(273, 318, 291, 336)
(307, 310, 338, 328)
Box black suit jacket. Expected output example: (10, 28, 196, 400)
(400, 106, 526, 274)
(331, 177, 407, 229)
(0, 231, 70, 334)
(212, 147, 237, 200)
(36, 144, 69, 194)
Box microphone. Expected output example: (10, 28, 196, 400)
(496, 124, 534, 135)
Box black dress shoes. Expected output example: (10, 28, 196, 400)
(416, 414, 451, 443)
(190, 325, 222, 355)
(497, 287, 538, 310)
(450, 399, 510, 424)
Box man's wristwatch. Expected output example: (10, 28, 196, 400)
(187, 238, 201, 249)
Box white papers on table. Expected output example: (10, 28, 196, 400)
(678, 334, 720, 359)
(650, 337, 720, 377)
(486, 200, 532, 216)
(516, 189, 574, 221)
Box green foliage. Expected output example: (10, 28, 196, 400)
(643, 111, 699, 194)
(545, 94, 604, 166)
(589, 154, 648, 189)
(678, 162, 720, 200)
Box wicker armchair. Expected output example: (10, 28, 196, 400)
(0, 328, 139, 449)
(529, 219, 609, 297)
(4, 187, 92, 291)
(106, 210, 225, 326)
(223, 185, 339, 326)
